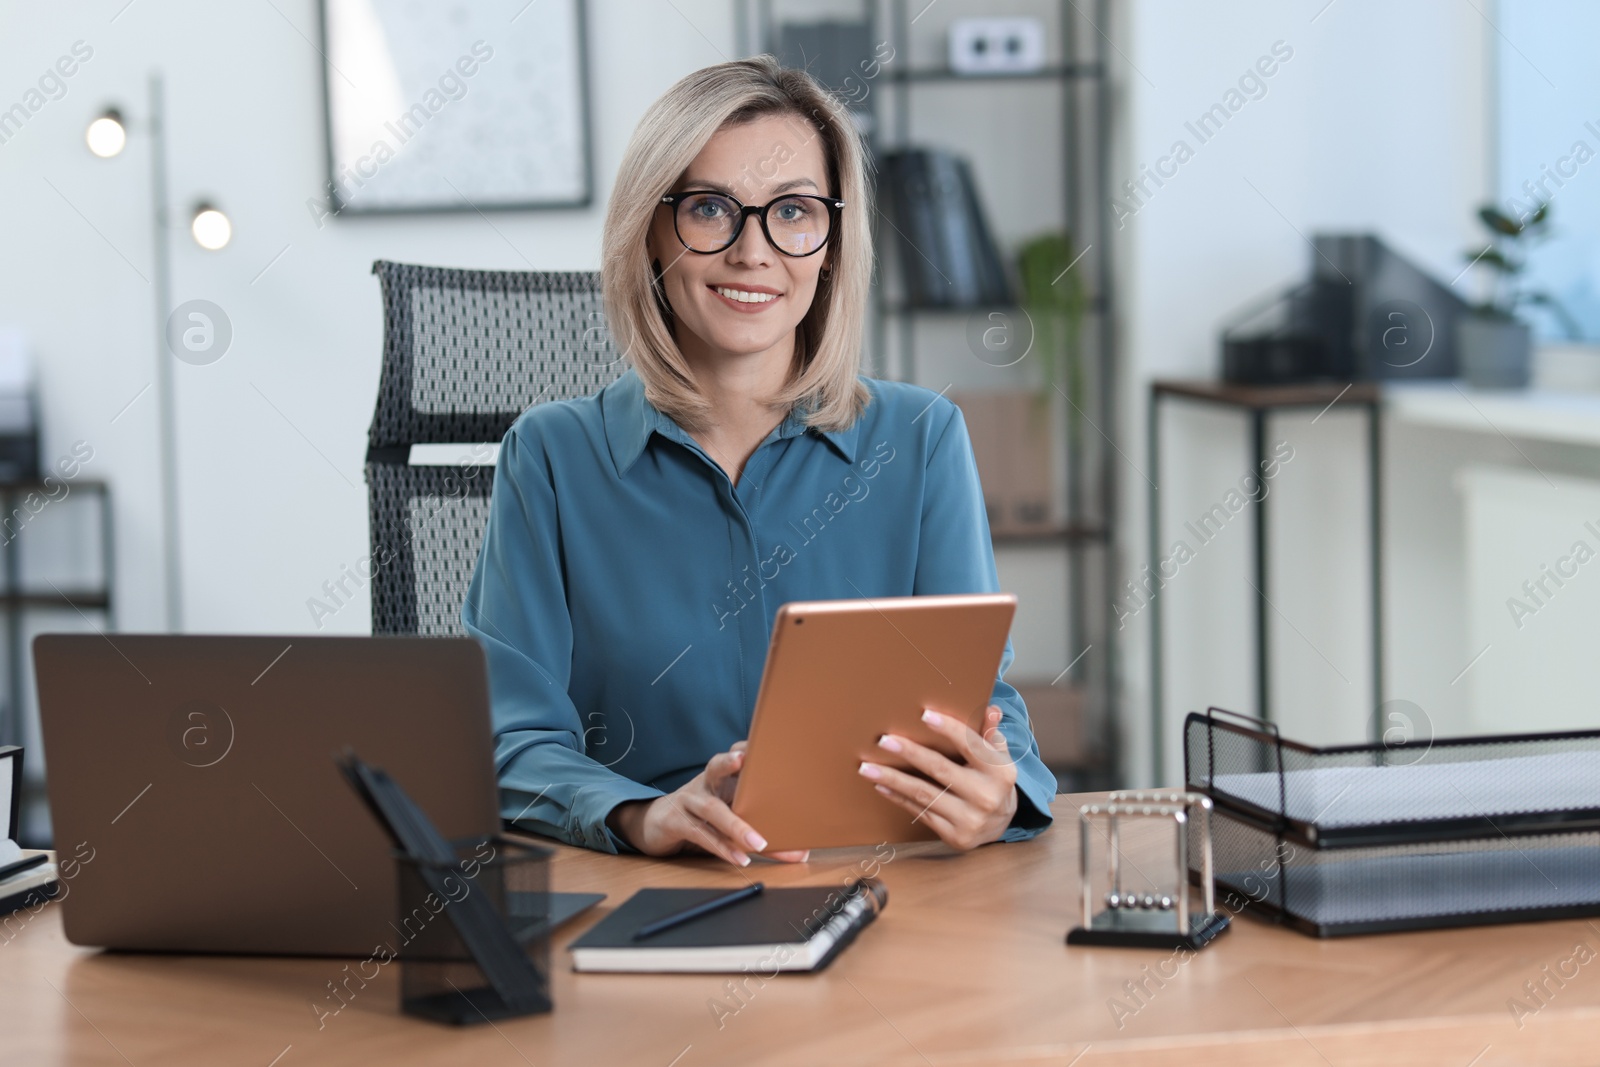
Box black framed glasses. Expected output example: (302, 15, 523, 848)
(660, 190, 844, 257)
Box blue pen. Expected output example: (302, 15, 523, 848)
(632, 882, 765, 941)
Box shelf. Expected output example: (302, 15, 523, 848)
(0, 479, 108, 493)
(885, 63, 1105, 83)
(0, 590, 109, 609)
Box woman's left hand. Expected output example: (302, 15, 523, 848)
(859, 705, 1018, 850)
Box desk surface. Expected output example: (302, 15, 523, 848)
(7, 794, 1600, 1066)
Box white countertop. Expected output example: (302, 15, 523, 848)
(1385, 381, 1600, 448)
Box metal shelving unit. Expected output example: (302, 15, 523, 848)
(740, 1, 1120, 789)
(0, 479, 115, 845)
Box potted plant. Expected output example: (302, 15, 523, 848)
(1016, 231, 1088, 448)
(1013, 232, 1090, 530)
(1457, 202, 1580, 389)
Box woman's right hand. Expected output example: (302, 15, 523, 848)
(606, 743, 808, 866)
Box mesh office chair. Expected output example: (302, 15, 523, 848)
(365, 260, 626, 635)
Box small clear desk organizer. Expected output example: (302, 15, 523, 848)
(1185, 707, 1600, 936)
(394, 835, 553, 1024)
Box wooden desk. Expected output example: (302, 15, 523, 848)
(7, 795, 1600, 1066)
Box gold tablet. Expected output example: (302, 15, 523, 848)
(731, 593, 1018, 852)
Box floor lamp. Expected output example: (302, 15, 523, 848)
(86, 74, 232, 632)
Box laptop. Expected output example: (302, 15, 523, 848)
(34, 634, 501, 956)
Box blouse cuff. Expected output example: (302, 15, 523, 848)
(571, 779, 666, 855)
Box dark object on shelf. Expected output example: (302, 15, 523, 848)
(878, 148, 1011, 309)
(0, 422, 39, 484)
(1221, 278, 1353, 383)
(0, 334, 39, 484)
(339, 750, 552, 1023)
(1184, 708, 1600, 937)
(1146, 381, 1382, 780)
(1221, 234, 1469, 384)
(1068, 790, 1231, 950)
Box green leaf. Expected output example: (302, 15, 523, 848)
(1464, 246, 1515, 272)
(1479, 206, 1522, 236)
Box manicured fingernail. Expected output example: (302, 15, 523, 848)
(858, 761, 881, 780)
(877, 734, 902, 753)
(745, 831, 767, 851)
(734, 851, 751, 867)
(797, 851, 810, 862)
(922, 709, 943, 726)
(874, 784, 893, 797)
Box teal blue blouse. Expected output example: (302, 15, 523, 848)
(461, 367, 1057, 853)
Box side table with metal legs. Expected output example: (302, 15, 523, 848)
(1146, 381, 1383, 778)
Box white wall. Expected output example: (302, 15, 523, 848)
(1115, 0, 1494, 784)
(0, 0, 741, 640)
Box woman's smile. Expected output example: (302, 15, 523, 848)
(707, 282, 783, 313)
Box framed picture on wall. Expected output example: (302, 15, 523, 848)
(317, 0, 592, 216)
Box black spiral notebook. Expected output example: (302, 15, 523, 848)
(568, 878, 887, 973)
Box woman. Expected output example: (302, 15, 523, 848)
(461, 55, 1056, 867)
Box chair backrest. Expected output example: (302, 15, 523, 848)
(365, 260, 626, 635)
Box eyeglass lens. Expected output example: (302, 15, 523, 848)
(674, 193, 830, 256)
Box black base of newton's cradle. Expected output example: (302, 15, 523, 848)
(1066, 909, 1232, 950)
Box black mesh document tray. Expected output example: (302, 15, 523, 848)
(1183, 708, 1600, 937)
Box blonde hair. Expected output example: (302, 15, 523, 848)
(601, 55, 872, 433)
